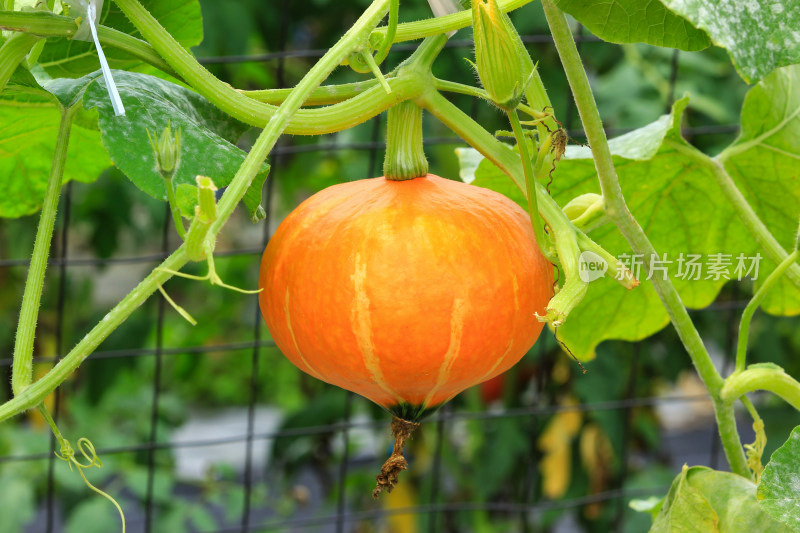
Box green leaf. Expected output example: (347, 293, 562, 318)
(466, 97, 735, 359)
(0, 69, 112, 218)
(552, 0, 711, 51)
(461, 65, 800, 357)
(0, 104, 109, 218)
(720, 65, 800, 315)
(660, 0, 800, 82)
(649, 465, 794, 532)
(82, 70, 268, 204)
(41, 70, 104, 109)
(758, 426, 800, 530)
(38, 0, 203, 78)
(650, 465, 719, 532)
(8, 64, 42, 91)
(689, 468, 794, 532)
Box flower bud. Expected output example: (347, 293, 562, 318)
(563, 193, 610, 232)
(472, 0, 527, 110)
(147, 122, 181, 176)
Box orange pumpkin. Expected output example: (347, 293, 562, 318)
(258, 174, 552, 420)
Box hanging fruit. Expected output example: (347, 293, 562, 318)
(258, 102, 552, 497)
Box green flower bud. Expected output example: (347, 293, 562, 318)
(147, 122, 182, 176)
(472, 0, 527, 110)
(563, 193, 610, 232)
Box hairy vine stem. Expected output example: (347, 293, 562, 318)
(0, 10, 176, 76)
(736, 250, 800, 373)
(722, 367, 800, 412)
(541, 0, 749, 477)
(111, 0, 415, 134)
(0, 1, 534, 120)
(373, 0, 532, 42)
(0, 0, 392, 423)
(507, 109, 548, 259)
(12, 106, 76, 396)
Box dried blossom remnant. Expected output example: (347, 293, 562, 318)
(372, 416, 420, 498)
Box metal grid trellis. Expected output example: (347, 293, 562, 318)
(0, 4, 751, 533)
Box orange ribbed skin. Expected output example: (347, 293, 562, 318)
(259, 174, 552, 420)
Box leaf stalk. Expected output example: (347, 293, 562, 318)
(541, 0, 748, 476)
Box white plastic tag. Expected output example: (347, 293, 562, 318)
(67, 0, 125, 116)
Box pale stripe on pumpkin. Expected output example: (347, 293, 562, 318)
(423, 297, 468, 407)
(285, 289, 325, 381)
(351, 253, 402, 402)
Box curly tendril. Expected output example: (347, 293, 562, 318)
(53, 437, 126, 533)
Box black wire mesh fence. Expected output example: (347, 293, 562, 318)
(0, 2, 759, 532)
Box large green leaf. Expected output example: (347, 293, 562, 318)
(650, 465, 718, 532)
(649, 465, 793, 533)
(37, 0, 202, 78)
(660, 0, 800, 82)
(82, 70, 269, 220)
(459, 66, 800, 358)
(462, 97, 735, 358)
(552, 0, 711, 51)
(690, 468, 793, 532)
(719, 65, 800, 315)
(758, 426, 800, 530)
(0, 72, 109, 218)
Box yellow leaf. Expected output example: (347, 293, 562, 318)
(538, 398, 583, 499)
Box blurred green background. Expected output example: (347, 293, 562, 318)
(1, 1, 797, 532)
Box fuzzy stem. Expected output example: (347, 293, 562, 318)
(541, 0, 748, 477)
(12, 107, 76, 396)
(205, 0, 391, 238)
(244, 80, 381, 106)
(736, 250, 799, 372)
(0, 11, 176, 77)
(373, 0, 399, 64)
(434, 78, 542, 118)
(163, 177, 186, 239)
(1, 248, 190, 423)
(373, 0, 532, 42)
(383, 101, 428, 180)
(722, 367, 800, 412)
(185, 177, 217, 261)
(360, 49, 392, 94)
(113, 0, 418, 135)
(507, 109, 547, 257)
